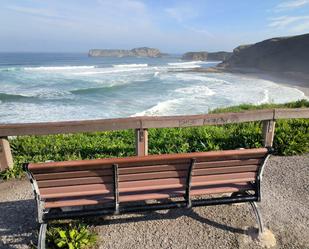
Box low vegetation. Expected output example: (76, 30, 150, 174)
(46, 222, 97, 249)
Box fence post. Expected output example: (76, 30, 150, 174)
(135, 129, 148, 156)
(0, 137, 14, 171)
(262, 120, 276, 147)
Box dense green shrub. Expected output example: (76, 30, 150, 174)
(1, 100, 308, 180)
(46, 222, 97, 249)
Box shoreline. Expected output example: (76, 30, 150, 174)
(232, 70, 309, 97)
(188, 67, 309, 97)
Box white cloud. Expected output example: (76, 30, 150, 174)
(275, 0, 309, 11)
(6, 5, 63, 19)
(269, 15, 309, 33)
(183, 25, 215, 38)
(4, 0, 154, 37)
(270, 1, 309, 33)
(97, 0, 147, 17)
(164, 4, 213, 39)
(290, 20, 309, 32)
(269, 15, 309, 27)
(164, 5, 198, 22)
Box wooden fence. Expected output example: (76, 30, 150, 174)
(0, 108, 309, 171)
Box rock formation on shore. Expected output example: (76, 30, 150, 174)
(219, 33, 309, 74)
(182, 51, 232, 61)
(88, 47, 164, 57)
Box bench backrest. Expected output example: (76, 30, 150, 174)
(27, 148, 268, 209)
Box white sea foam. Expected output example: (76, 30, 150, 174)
(133, 98, 184, 116)
(257, 89, 270, 105)
(168, 61, 204, 66)
(113, 63, 148, 68)
(167, 61, 220, 69)
(167, 61, 204, 69)
(175, 73, 209, 82)
(27, 89, 72, 99)
(154, 72, 160, 77)
(24, 65, 96, 71)
(175, 85, 215, 96)
(72, 67, 150, 75)
(0, 67, 21, 72)
(158, 72, 230, 85)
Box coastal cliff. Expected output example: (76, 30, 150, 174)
(219, 33, 309, 74)
(182, 51, 232, 61)
(88, 47, 164, 57)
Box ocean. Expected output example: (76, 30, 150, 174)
(0, 52, 306, 123)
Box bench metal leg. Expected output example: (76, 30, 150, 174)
(250, 202, 264, 235)
(38, 223, 47, 249)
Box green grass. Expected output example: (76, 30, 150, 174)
(1, 99, 308, 180)
(208, 99, 309, 113)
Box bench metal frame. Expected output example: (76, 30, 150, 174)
(24, 148, 272, 249)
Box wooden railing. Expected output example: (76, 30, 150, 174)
(0, 108, 308, 171)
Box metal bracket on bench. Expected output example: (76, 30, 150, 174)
(38, 223, 47, 249)
(185, 158, 196, 208)
(113, 164, 120, 214)
(23, 163, 45, 223)
(250, 202, 264, 235)
(256, 154, 271, 201)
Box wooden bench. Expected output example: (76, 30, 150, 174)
(24, 147, 272, 248)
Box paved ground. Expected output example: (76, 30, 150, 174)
(0, 155, 308, 249)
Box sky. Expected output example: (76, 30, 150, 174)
(0, 0, 309, 53)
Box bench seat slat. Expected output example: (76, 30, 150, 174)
(41, 175, 254, 199)
(44, 183, 253, 208)
(40, 172, 256, 199)
(119, 172, 256, 189)
(119, 184, 251, 202)
(33, 159, 261, 181)
(44, 196, 114, 209)
(40, 183, 113, 198)
(28, 148, 267, 172)
(36, 165, 259, 188)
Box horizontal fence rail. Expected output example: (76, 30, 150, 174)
(0, 108, 308, 137)
(0, 108, 308, 171)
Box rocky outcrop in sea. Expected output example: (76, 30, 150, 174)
(182, 51, 232, 61)
(88, 47, 164, 57)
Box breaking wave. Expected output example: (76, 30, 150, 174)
(23, 65, 96, 71)
(0, 93, 35, 102)
(133, 98, 184, 116)
(167, 61, 220, 69)
(0, 90, 72, 103)
(70, 85, 123, 95)
(0, 67, 22, 72)
(113, 63, 148, 68)
(174, 85, 215, 96)
(167, 61, 202, 69)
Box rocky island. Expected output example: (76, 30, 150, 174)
(182, 51, 232, 61)
(88, 47, 165, 57)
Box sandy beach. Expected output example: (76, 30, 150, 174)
(188, 67, 309, 98)
(236, 71, 309, 97)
